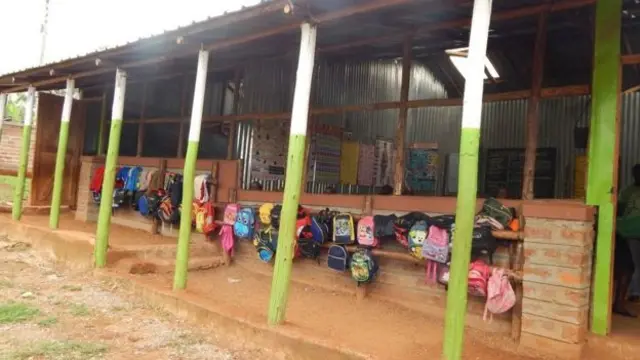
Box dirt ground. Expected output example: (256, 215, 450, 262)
(0, 235, 282, 360)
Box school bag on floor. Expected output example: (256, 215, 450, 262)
(484, 268, 516, 321)
(224, 204, 239, 225)
(254, 227, 278, 263)
(408, 220, 428, 259)
(357, 216, 378, 247)
(350, 248, 378, 284)
(234, 207, 256, 239)
(468, 259, 491, 297)
(471, 225, 498, 264)
(479, 198, 513, 229)
(310, 217, 329, 244)
(333, 213, 355, 244)
(327, 245, 349, 272)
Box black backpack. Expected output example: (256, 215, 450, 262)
(327, 245, 349, 272)
(298, 225, 321, 261)
(471, 225, 497, 264)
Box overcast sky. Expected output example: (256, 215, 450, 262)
(1, 0, 262, 75)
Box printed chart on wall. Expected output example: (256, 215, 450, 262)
(374, 140, 395, 187)
(251, 120, 289, 181)
(405, 143, 439, 195)
(309, 125, 342, 184)
(484, 147, 557, 198)
(358, 144, 375, 186)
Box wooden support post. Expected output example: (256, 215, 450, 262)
(521, 10, 548, 200)
(394, 35, 412, 195)
(0, 93, 7, 141)
(97, 88, 108, 156)
(136, 82, 148, 157)
(174, 49, 210, 291)
(178, 75, 188, 158)
(268, 23, 317, 326)
(49, 79, 75, 229)
(442, 0, 492, 359)
(227, 68, 241, 160)
(588, 0, 622, 336)
(94, 69, 127, 268)
(12, 87, 36, 221)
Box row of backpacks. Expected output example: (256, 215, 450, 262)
(89, 166, 216, 235)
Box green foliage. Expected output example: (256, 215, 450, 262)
(0, 302, 40, 324)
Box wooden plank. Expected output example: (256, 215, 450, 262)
(394, 36, 412, 196)
(522, 10, 549, 200)
(136, 82, 148, 157)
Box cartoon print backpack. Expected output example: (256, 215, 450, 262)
(408, 220, 429, 259)
(333, 213, 355, 244)
(224, 204, 239, 225)
(327, 244, 349, 272)
(202, 202, 217, 235)
(357, 216, 378, 247)
(350, 248, 379, 284)
(254, 227, 278, 263)
(259, 203, 274, 226)
(234, 207, 256, 239)
(468, 259, 491, 297)
(423, 225, 449, 263)
(484, 268, 516, 321)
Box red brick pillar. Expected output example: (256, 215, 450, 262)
(519, 215, 595, 359)
(75, 159, 100, 222)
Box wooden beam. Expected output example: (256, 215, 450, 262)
(394, 35, 412, 196)
(522, 10, 549, 201)
(227, 68, 242, 160)
(3, 0, 417, 94)
(136, 82, 148, 157)
(622, 53, 640, 65)
(177, 74, 189, 158)
(319, 0, 595, 54)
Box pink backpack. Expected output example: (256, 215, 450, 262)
(423, 225, 450, 284)
(224, 204, 239, 226)
(468, 260, 491, 297)
(357, 216, 378, 247)
(484, 268, 516, 321)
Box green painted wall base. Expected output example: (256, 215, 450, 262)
(50, 121, 70, 229)
(12, 124, 33, 221)
(268, 134, 306, 325)
(94, 119, 123, 268)
(173, 139, 200, 290)
(443, 127, 480, 360)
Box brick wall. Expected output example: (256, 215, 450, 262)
(519, 217, 594, 359)
(75, 159, 99, 222)
(0, 122, 36, 174)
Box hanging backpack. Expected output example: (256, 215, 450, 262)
(333, 213, 355, 244)
(194, 174, 210, 203)
(393, 212, 430, 248)
(125, 167, 143, 193)
(479, 198, 513, 229)
(468, 259, 491, 297)
(422, 225, 449, 263)
(193, 201, 207, 233)
(90, 167, 105, 203)
(169, 174, 184, 208)
(350, 248, 378, 284)
(254, 227, 278, 263)
(357, 216, 378, 247)
(327, 244, 349, 272)
(157, 196, 178, 224)
(270, 205, 282, 229)
(224, 203, 239, 225)
(484, 268, 516, 321)
(259, 203, 275, 226)
(234, 207, 256, 239)
(471, 225, 498, 264)
(310, 217, 329, 244)
(202, 202, 217, 235)
(137, 194, 150, 216)
(408, 220, 429, 259)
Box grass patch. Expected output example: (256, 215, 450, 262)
(61, 285, 82, 292)
(0, 302, 40, 324)
(69, 303, 90, 317)
(37, 316, 58, 327)
(9, 340, 107, 360)
(0, 279, 13, 288)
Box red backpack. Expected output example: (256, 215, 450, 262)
(468, 259, 491, 297)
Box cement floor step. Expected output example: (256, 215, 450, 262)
(112, 255, 225, 275)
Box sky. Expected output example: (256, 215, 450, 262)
(0, 0, 263, 76)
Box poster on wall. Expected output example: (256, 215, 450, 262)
(251, 120, 290, 181)
(374, 139, 395, 187)
(405, 143, 439, 195)
(308, 125, 342, 184)
(340, 141, 359, 184)
(358, 144, 375, 186)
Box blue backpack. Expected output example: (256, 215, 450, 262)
(327, 245, 349, 272)
(125, 167, 143, 192)
(234, 207, 256, 239)
(310, 217, 329, 244)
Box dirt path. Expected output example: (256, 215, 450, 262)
(0, 235, 282, 360)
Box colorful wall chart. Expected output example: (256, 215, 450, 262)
(358, 144, 375, 186)
(340, 141, 360, 184)
(308, 125, 342, 184)
(251, 120, 290, 181)
(405, 143, 439, 195)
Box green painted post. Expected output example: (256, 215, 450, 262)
(94, 69, 127, 268)
(442, 0, 493, 359)
(267, 22, 317, 325)
(173, 49, 210, 290)
(49, 79, 75, 229)
(587, 0, 622, 336)
(0, 93, 7, 141)
(12, 87, 36, 221)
